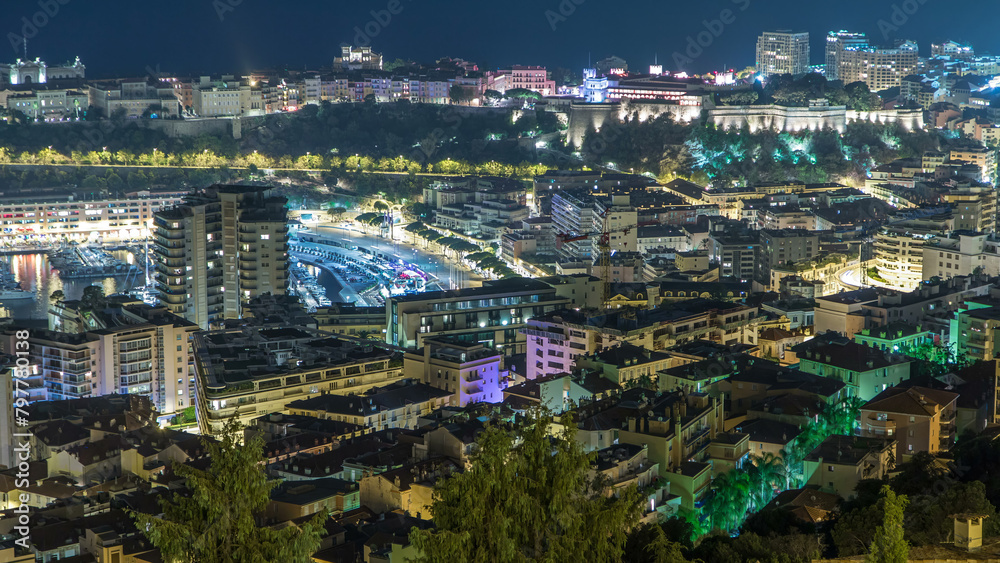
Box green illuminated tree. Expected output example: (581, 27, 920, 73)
(130, 418, 327, 563)
(866, 485, 909, 563)
(410, 411, 643, 562)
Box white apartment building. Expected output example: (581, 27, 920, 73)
(154, 186, 289, 330)
(194, 327, 405, 436)
(435, 199, 529, 239)
(838, 41, 919, 91)
(923, 233, 1000, 281)
(1, 302, 199, 416)
(403, 339, 505, 406)
(551, 190, 596, 261)
(191, 76, 253, 117)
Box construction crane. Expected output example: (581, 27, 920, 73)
(556, 216, 657, 306)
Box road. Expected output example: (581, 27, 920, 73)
(836, 261, 863, 291)
(298, 223, 483, 294)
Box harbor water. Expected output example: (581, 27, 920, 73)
(1, 252, 143, 320)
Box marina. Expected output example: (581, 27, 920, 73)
(48, 245, 142, 280)
(0, 252, 140, 319)
(289, 259, 333, 312)
(0, 259, 33, 301)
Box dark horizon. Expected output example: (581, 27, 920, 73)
(1, 0, 998, 78)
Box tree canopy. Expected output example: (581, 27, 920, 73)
(409, 411, 647, 562)
(866, 486, 909, 563)
(130, 418, 327, 563)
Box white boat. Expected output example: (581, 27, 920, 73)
(0, 288, 34, 300)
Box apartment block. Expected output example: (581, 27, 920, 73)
(825, 31, 868, 81)
(523, 300, 762, 379)
(757, 31, 811, 78)
(758, 229, 819, 283)
(838, 41, 919, 91)
(803, 435, 895, 499)
(193, 327, 405, 435)
(0, 189, 183, 243)
(615, 391, 724, 510)
(950, 146, 997, 183)
(551, 189, 596, 261)
(708, 233, 760, 282)
(190, 76, 254, 117)
(286, 379, 451, 432)
(403, 339, 504, 406)
(312, 304, 386, 337)
(1, 300, 198, 415)
(859, 386, 958, 460)
(954, 306, 1000, 362)
(387, 278, 576, 356)
(923, 233, 1000, 281)
(154, 185, 289, 330)
(874, 212, 957, 291)
(507, 66, 555, 96)
(795, 338, 912, 401)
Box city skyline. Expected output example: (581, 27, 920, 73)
(0, 0, 997, 77)
(2, 2, 1000, 561)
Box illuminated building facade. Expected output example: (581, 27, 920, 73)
(825, 31, 868, 81)
(0, 190, 183, 242)
(838, 41, 919, 91)
(756, 31, 811, 78)
(153, 185, 289, 331)
(387, 278, 573, 355)
(1, 302, 199, 415)
(0, 56, 85, 86)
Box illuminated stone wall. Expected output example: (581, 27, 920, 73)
(565, 100, 703, 148)
(708, 105, 924, 133)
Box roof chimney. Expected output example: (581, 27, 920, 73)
(955, 515, 987, 552)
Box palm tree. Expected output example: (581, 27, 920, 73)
(752, 452, 786, 502)
(356, 330, 381, 341)
(708, 470, 751, 532)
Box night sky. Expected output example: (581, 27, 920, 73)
(1, 0, 997, 77)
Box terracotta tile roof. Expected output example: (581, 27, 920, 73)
(862, 385, 958, 417)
